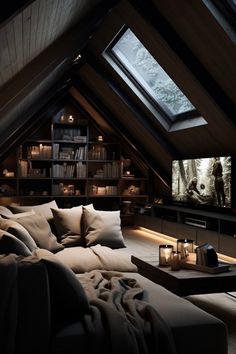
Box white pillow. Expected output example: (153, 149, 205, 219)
(82, 208, 125, 249)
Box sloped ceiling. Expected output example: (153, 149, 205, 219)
(0, 0, 236, 192)
(0, 0, 118, 156)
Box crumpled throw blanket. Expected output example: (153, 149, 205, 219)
(77, 270, 177, 354)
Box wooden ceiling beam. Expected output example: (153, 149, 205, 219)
(84, 52, 176, 158)
(128, 0, 236, 124)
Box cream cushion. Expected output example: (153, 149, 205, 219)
(9, 200, 58, 221)
(51, 204, 94, 247)
(82, 208, 125, 248)
(15, 213, 64, 253)
(0, 206, 13, 216)
(0, 218, 38, 252)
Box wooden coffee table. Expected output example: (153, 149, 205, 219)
(131, 255, 236, 296)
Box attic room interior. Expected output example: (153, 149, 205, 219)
(1, 1, 236, 354)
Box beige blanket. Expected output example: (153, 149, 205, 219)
(54, 244, 138, 273)
(77, 270, 177, 354)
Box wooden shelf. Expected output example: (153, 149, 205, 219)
(0, 101, 149, 213)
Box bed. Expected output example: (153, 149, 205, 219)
(0, 201, 228, 354)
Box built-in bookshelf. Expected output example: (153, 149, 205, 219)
(0, 102, 149, 223)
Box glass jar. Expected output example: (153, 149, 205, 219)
(159, 245, 173, 266)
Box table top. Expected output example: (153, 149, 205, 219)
(131, 254, 236, 295)
(132, 254, 236, 278)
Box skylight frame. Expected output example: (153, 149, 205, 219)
(103, 26, 202, 130)
(203, 0, 236, 41)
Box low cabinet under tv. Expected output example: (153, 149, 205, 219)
(134, 204, 236, 258)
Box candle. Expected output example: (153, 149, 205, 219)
(183, 240, 189, 257)
(159, 245, 173, 266)
(177, 239, 194, 259)
(170, 251, 181, 270)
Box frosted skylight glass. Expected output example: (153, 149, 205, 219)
(112, 28, 195, 116)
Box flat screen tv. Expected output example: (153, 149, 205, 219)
(171, 156, 231, 209)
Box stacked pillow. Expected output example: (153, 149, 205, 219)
(82, 206, 125, 248)
(0, 200, 126, 256)
(9, 200, 58, 222)
(51, 203, 125, 248)
(51, 204, 94, 247)
(0, 229, 32, 256)
(0, 215, 38, 251)
(0, 201, 63, 255)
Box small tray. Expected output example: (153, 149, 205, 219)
(180, 259, 231, 274)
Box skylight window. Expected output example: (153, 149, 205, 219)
(104, 27, 206, 131)
(111, 28, 195, 117)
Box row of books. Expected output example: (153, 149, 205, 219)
(76, 162, 86, 178)
(53, 144, 87, 160)
(52, 163, 75, 178)
(52, 162, 87, 178)
(88, 145, 107, 160)
(93, 161, 120, 178)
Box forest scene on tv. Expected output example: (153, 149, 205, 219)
(172, 156, 231, 208)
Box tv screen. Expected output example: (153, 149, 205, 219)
(172, 156, 231, 209)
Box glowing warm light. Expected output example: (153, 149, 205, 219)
(138, 226, 236, 264)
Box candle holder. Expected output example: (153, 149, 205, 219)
(170, 251, 181, 270)
(177, 239, 194, 259)
(159, 245, 173, 266)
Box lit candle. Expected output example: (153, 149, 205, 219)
(159, 245, 173, 266)
(170, 251, 181, 270)
(177, 239, 194, 259)
(183, 240, 189, 257)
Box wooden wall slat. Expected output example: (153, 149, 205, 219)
(0, 27, 13, 84)
(13, 13, 24, 74)
(6, 20, 18, 76)
(29, 0, 39, 59)
(46, 0, 58, 44)
(0, 0, 102, 89)
(22, 5, 31, 66)
(48, 0, 61, 43)
(36, 0, 47, 54)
